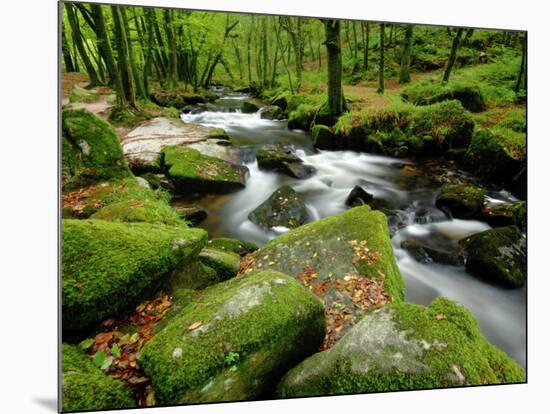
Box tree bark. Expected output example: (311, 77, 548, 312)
(515, 32, 527, 92)
(399, 24, 414, 84)
(90, 4, 118, 87)
(377, 23, 385, 94)
(61, 29, 76, 72)
(111, 5, 136, 108)
(324, 19, 344, 122)
(442, 28, 464, 84)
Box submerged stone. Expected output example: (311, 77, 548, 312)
(139, 270, 325, 404)
(277, 297, 525, 397)
(248, 185, 308, 230)
(256, 144, 316, 179)
(345, 185, 374, 207)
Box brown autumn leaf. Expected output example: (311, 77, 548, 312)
(436, 314, 446, 320)
(187, 321, 203, 331)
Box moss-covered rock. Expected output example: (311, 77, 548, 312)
(62, 109, 132, 190)
(207, 237, 258, 256)
(207, 127, 230, 140)
(345, 185, 374, 207)
(62, 219, 207, 331)
(140, 270, 326, 404)
(462, 128, 526, 191)
(173, 205, 208, 225)
(260, 105, 284, 120)
(459, 226, 526, 288)
(90, 197, 185, 226)
(68, 84, 100, 103)
(256, 144, 316, 179)
(435, 184, 485, 219)
(139, 173, 175, 192)
(401, 240, 464, 266)
(170, 261, 220, 291)
(288, 103, 317, 131)
(199, 248, 241, 281)
(245, 206, 404, 342)
(277, 297, 525, 397)
(241, 101, 260, 113)
(161, 146, 247, 194)
(403, 81, 486, 112)
(312, 124, 335, 150)
(512, 201, 527, 231)
(61, 343, 135, 412)
(479, 201, 525, 228)
(248, 185, 308, 230)
(150, 88, 217, 108)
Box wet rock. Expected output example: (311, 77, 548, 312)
(62, 219, 207, 331)
(256, 144, 316, 179)
(139, 173, 175, 192)
(459, 226, 526, 288)
(246, 206, 404, 345)
(260, 105, 284, 120)
(140, 270, 325, 404)
(401, 240, 464, 266)
(62, 109, 132, 190)
(512, 201, 527, 231)
(207, 238, 258, 256)
(150, 88, 217, 108)
(277, 297, 525, 397)
(345, 185, 374, 207)
(206, 128, 230, 140)
(173, 205, 208, 225)
(61, 344, 135, 411)
(435, 184, 485, 219)
(161, 146, 247, 195)
(479, 201, 524, 228)
(248, 185, 308, 230)
(312, 125, 334, 150)
(241, 101, 260, 113)
(199, 248, 241, 281)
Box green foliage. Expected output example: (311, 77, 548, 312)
(403, 80, 485, 112)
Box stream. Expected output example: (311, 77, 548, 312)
(178, 90, 526, 368)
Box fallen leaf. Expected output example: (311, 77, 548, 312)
(436, 314, 446, 321)
(188, 321, 203, 331)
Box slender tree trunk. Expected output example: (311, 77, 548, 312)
(90, 4, 118, 87)
(61, 29, 76, 72)
(515, 32, 527, 92)
(442, 28, 464, 84)
(377, 23, 385, 94)
(363, 22, 370, 71)
(399, 24, 414, 84)
(324, 19, 344, 122)
(111, 5, 136, 108)
(275, 25, 294, 94)
(262, 18, 269, 88)
(163, 9, 178, 88)
(66, 3, 100, 85)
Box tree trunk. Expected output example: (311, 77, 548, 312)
(399, 24, 414, 84)
(324, 19, 344, 122)
(515, 32, 527, 92)
(66, 3, 100, 85)
(442, 28, 464, 84)
(61, 29, 76, 72)
(163, 9, 178, 88)
(363, 22, 370, 71)
(90, 4, 118, 87)
(111, 5, 136, 108)
(377, 23, 385, 94)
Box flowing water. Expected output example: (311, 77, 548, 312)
(179, 90, 526, 368)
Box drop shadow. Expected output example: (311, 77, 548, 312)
(33, 397, 58, 412)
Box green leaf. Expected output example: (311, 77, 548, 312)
(111, 343, 121, 358)
(100, 356, 114, 371)
(78, 338, 94, 351)
(92, 350, 106, 368)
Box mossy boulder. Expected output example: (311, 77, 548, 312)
(277, 297, 525, 397)
(68, 84, 100, 103)
(312, 124, 335, 150)
(245, 206, 404, 343)
(256, 144, 316, 179)
(139, 270, 326, 404)
(139, 173, 175, 192)
(248, 185, 308, 230)
(62, 344, 135, 411)
(401, 240, 464, 266)
(241, 101, 260, 113)
(150, 88, 217, 108)
(199, 248, 241, 281)
(207, 127, 230, 140)
(512, 201, 527, 231)
(90, 197, 185, 226)
(288, 103, 317, 131)
(435, 184, 485, 219)
(62, 219, 207, 332)
(462, 128, 526, 193)
(260, 105, 284, 120)
(171, 261, 220, 291)
(459, 226, 526, 288)
(207, 237, 258, 256)
(403, 82, 485, 112)
(345, 185, 374, 207)
(62, 109, 132, 190)
(173, 205, 208, 225)
(161, 146, 247, 194)
(479, 201, 525, 228)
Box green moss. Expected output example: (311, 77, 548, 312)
(151, 87, 217, 108)
(312, 125, 334, 150)
(61, 343, 135, 411)
(62, 219, 207, 331)
(161, 146, 246, 194)
(248, 206, 404, 316)
(160, 106, 181, 119)
(91, 198, 185, 226)
(512, 201, 527, 230)
(277, 297, 525, 397)
(68, 85, 100, 103)
(107, 105, 151, 127)
(207, 128, 230, 140)
(435, 184, 485, 219)
(288, 103, 318, 131)
(207, 238, 258, 256)
(402, 80, 485, 112)
(140, 270, 325, 404)
(62, 109, 132, 190)
(199, 248, 241, 281)
(170, 261, 220, 291)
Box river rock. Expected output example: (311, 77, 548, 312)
(161, 146, 247, 194)
(244, 206, 404, 347)
(277, 297, 525, 397)
(173, 205, 208, 225)
(256, 144, 316, 179)
(401, 240, 464, 266)
(459, 226, 526, 288)
(312, 125, 335, 150)
(207, 238, 258, 256)
(199, 248, 241, 281)
(61, 344, 135, 411)
(62, 109, 132, 190)
(241, 101, 260, 113)
(345, 185, 374, 207)
(248, 185, 308, 230)
(150, 88, 217, 108)
(435, 184, 485, 219)
(139, 270, 325, 404)
(260, 105, 284, 120)
(479, 201, 523, 228)
(139, 173, 175, 192)
(62, 219, 207, 331)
